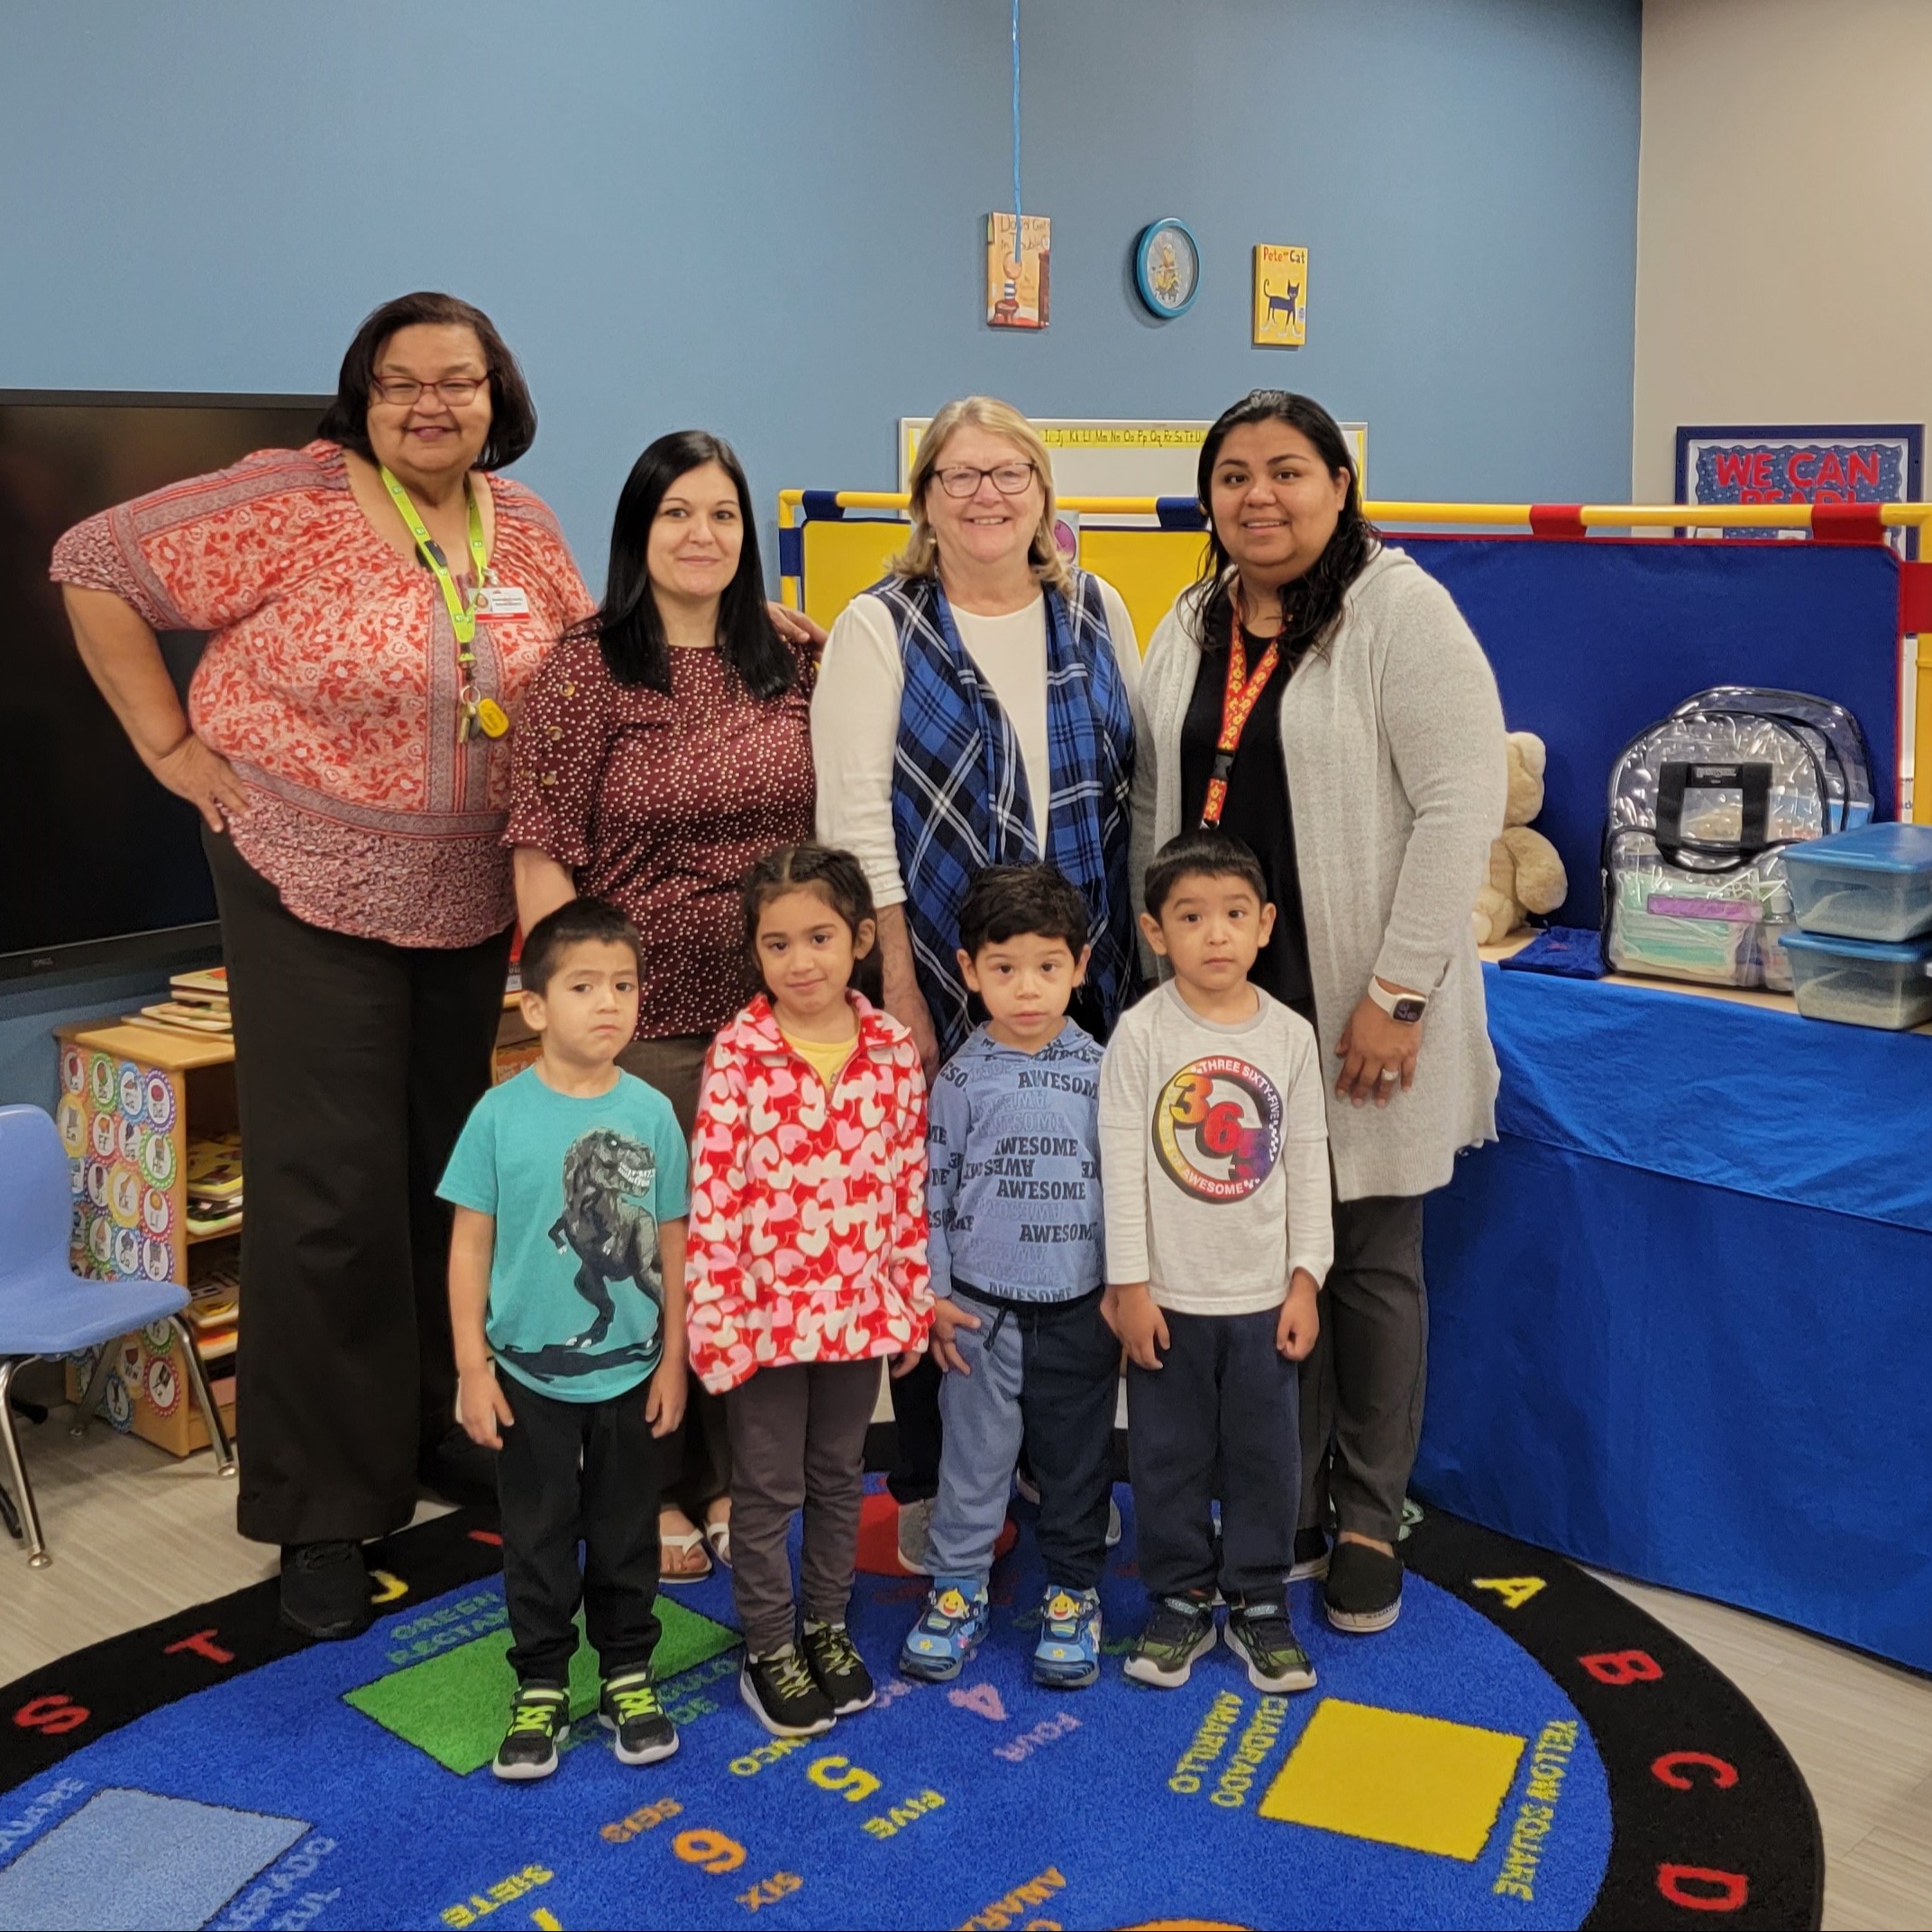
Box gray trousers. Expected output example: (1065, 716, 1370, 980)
(724, 1360, 878, 1657)
(928, 1286, 1119, 1592)
(1297, 1194, 1427, 1546)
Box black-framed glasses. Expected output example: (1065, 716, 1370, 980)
(934, 462, 1038, 498)
(371, 376, 486, 407)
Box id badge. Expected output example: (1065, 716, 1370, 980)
(472, 583, 530, 618)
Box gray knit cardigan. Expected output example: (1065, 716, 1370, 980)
(1131, 546, 1508, 1202)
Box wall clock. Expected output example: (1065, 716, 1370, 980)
(1133, 218, 1201, 318)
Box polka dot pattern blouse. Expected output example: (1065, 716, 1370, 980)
(506, 633, 817, 1039)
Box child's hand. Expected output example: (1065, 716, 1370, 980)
(456, 1363, 514, 1449)
(1104, 1282, 1168, 1371)
(929, 1297, 982, 1376)
(889, 1343, 928, 1379)
(646, 1353, 688, 1438)
(1276, 1269, 1321, 1361)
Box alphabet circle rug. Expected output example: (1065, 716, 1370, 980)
(0, 1492, 1818, 1930)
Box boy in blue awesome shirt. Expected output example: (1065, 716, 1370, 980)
(438, 900, 689, 1784)
(899, 865, 1116, 1689)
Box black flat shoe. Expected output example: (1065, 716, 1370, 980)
(279, 1540, 372, 1640)
(418, 1425, 499, 1507)
(1323, 1540, 1403, 1634)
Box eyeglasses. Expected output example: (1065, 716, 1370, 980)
(933, 462, 1038, 498)
(370, 376, 486, 407)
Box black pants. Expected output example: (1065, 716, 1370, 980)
(887, 1351, 944, 1506)
(499, 1371, 664, 1684)
(1297, 1195, 1427, 1546)
(205, 829, 510, 1546)
(1127, 1306, 1300, 1604)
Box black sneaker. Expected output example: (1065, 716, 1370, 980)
(1122, 1593, 1218, 1689)
(493, 1683, 569, 1781)
(1324, 1540, 1404, 1634)
(802, 1621, 875, 1716)
(1224, 1602, 1317, 1692)
(740, 1646, 836, 1738)
(599, 1669, 678, 1766)
(279, 1541, 372, 1641)
(1290, 1528, 1331, 1581)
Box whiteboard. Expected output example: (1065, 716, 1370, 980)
(898, 416, 1369, 516)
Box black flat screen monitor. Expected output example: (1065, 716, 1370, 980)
(0, 392, 330, 979)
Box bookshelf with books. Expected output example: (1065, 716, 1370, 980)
(53, 984, 535, 1459)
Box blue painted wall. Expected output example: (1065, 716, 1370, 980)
(0, 0, 1641, 1104)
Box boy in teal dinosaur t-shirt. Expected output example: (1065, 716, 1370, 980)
(438, 900, 689, 1784)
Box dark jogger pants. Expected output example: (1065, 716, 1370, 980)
(1127, 1305, 1300, 1604)
(497, 1371, 664, 1684)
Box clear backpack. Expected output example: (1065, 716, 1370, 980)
(1602, 688, 1874, 990)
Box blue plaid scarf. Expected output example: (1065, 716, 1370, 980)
(874, 569, 1137, 1058)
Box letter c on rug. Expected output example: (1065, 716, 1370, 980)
(1651, 1751, 1739, 1791)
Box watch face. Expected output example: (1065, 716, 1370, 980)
(1394, 998, 1427, 1023)
(1136, 220, 1200, 316)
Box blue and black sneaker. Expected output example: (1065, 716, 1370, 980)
(898, 1579, 991, 1681)
(1031, 1586, 1102, 1689)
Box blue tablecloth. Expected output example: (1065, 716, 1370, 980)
(1415, 966, 1932, 1672)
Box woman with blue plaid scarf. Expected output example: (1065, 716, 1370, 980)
(812, 396, 1141, 1566)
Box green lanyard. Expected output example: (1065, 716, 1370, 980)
(381, 465, 499, 740)
(380, 464, 490, 648)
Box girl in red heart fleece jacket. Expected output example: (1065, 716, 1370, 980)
(685, 844, 930, 1718)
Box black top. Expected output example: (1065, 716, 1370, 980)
(1178, 644, 1317, 1027)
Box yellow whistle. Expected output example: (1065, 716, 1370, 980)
(475, 698, 510, 739)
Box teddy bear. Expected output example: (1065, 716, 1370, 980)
(1472, 729, 1568, 944)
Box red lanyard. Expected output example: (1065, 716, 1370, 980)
(1197, 610, 1281, 830)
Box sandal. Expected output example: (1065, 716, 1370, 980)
(659, 1525, 712, 1586)
(703, 1513, 732, 1570)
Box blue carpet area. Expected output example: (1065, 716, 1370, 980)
(0, 1489, 1816, 1930)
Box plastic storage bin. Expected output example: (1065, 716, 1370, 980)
(1783, 822, 1932, 943)
(1780, 929, 1932, 1031)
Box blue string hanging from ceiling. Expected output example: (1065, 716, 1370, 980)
(1012, 0, 1022, 223)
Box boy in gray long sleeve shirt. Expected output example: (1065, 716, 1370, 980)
(1101, 833, 1332, 1695)
(899, 867, 1121, 1694)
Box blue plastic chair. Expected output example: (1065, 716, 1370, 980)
(0, 1104, 235, 1568)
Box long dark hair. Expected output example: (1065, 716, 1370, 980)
(584, 431, 794, 699)
(740, 843, 884, 1008)
(1191, 390, 1378, 665)
(317, 291, 536, 471)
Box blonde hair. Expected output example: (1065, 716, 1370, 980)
(891, 396, 1072, 597)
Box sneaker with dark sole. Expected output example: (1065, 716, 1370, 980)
(1324, 1540, 1403, 1633)
(1033, 1586, 1102, 1689)
(740, 1646, 836, 1737)
(802, 1621, 875, 1716)
(1122, 1593, 1218, 1689)
(899, 1579, 991, 1682)
(1225, 1602, 1317, 1691)
(599, 1670, 679, 1765)
(1289, 1528, 1331, 1582)
(493, 1683, 570, 1781)
(279, 1541, 372, 1641)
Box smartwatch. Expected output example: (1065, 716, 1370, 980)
(1368, 979, 1428, 1024)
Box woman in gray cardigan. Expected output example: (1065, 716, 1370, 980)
(1131, 391, 1506, 1634)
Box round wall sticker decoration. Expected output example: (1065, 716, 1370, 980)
(1134, 218, 1201, 318)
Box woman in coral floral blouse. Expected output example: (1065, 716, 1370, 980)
(52, 291, 591, 1640)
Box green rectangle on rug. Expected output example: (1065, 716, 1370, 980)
(343, 1598, 740, 1775)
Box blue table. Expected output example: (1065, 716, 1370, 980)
(1415, 964, 1932, 1673)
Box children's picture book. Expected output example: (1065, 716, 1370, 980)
(1253, 243, 1307, 347)
(987, 213, 1051, 329)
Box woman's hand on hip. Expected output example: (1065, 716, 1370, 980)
(1334, 993, 1422, 1108)
(151, 734, 249, 833)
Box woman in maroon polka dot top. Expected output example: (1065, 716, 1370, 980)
(507, 430, 817, 1579)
